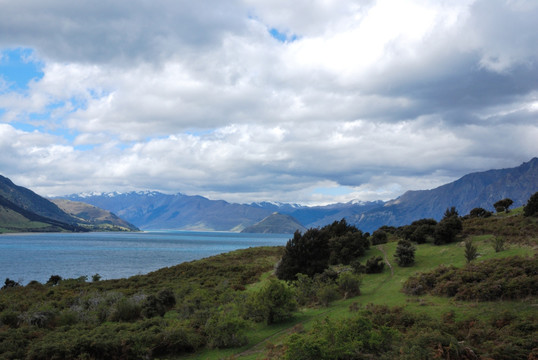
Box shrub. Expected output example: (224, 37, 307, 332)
(337, 272, 361, 298)
(493, 236, 505, 252)
(464, 239, 478, 263)
(245, 279, 296, 324)
(205, 307, 250, 349)
(523, 191, 538, 217)
(46, 275, 62, 286)
(365, 256, 385, 274)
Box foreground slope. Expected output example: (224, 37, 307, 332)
(1, 208, 536, 359)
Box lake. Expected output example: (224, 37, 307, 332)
(0, 231, 292, 285)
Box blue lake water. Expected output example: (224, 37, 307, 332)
(0, 231, 292, 285)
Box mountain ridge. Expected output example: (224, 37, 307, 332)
(58, 158, 537, 233)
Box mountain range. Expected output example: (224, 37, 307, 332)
(59, 158, 538, 233)
(0, 175, 138, 233)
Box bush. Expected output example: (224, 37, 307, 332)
(337, 272, 361, 298)
(365, 256, 385, 274)
(523, 191, 538, 217)
(464, 239, 478, 263)
(394, 240, 416, 267)
(493, 236, 505, 252)
(205, 307, 250, 349)
(245, 279, 296, 324)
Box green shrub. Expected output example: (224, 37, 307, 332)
(337, 272, 361, 298)
(523, 191, 538, 217)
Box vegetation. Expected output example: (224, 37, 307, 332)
(494, 198, 514, 213)
(276, 219, 369, 280)
(524, 191, 538, 217)
(1, 198, 537, 359)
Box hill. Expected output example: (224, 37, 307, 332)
(0, 194, 85, 233)
(349, 157, 538, 232)
(51, 199, 139, 231)
(0, 174, 78, 225)
(241, 212, 306, 234)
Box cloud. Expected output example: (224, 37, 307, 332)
(0, 0, 537, 205)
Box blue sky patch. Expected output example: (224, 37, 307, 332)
(0, 48, 44, 91)
(269, 28, 298, 43)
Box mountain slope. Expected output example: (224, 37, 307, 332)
(241, 212, 306, 234)
(0, 194, 84, 233)
(0, 175, 78, 225)
(51, 199, 139, 231)
(350, 157, 538, 232)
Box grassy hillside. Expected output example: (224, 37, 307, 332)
(0, 210, 536, 359)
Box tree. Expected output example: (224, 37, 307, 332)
(434, 208, 462, 245)
(394, 240, 416, 267)
(276, 220, 369, 280)
(494, 198, 513, 213)
(371, 230, 388, 245)
(469, 207, 492, 218)
(523, 192, 538, 217)
(464, 239, 478, 263)
(276, 229, 330, 280)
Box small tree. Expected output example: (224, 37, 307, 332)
(494, 198, 513, 213)
(434, 214, 462, 245)
(523, 192, 538, 217)
(464, 239, 477, 263)
(394, 240, 416, 267)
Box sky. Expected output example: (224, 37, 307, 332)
(0, 0, 537, 205)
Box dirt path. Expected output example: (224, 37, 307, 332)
(376, 245, 394, 277)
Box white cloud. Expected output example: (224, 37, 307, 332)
(0, 0, 537, 204)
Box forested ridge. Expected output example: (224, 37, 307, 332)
(1, 193, 537, 359)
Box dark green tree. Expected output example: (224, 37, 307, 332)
(276, 229, 330, 280)
(371, 229, 388, 245)
(434, 208, 462, 245)
(394, 240, 415, 267)
(523, 192, 538, 217)
(276, 220, 368, 280)
(469, 207, 492, 218)
(494, 198, 513, 213)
